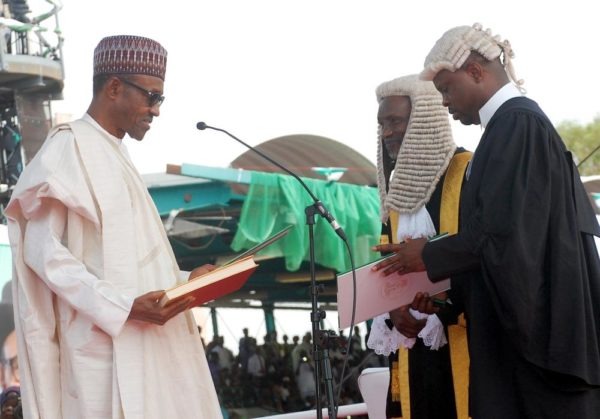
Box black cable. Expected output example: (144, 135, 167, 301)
(577, 141, 600, 168)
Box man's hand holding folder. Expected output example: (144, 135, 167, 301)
(371, 237, 428, 275)
(371, 233, 449, 276)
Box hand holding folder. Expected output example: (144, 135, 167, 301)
(371, 233, 449, 276)
(337, 233, 451, 329)
(159, 225, 293, 307)
(336, 257, 450, 329)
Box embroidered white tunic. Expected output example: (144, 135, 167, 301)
(6, 115, 222, 419)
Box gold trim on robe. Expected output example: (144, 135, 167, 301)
(387, 151, 472, 419)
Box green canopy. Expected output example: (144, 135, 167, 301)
(231, 172, 381, 272)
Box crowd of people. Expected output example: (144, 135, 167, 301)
(203, 327, 385, 415)
(0, 321, 386, 418)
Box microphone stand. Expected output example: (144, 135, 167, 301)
(306, 206, 336, 419)
(197, 122, 341, 418)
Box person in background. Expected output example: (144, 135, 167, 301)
(0, 300, 14, 392)
(1, 331, 17, 390)
(294, 349, 316, 408)
(0, 386, 20, 419)
(211, 336, 234, 372)
(238, 327, 252, 371)
(291, 332, 312, 373)
(375, 23, 600, 418)
(207, 351, 222, 388)
(6, 35, 222, 418)
(350, 325, 363, 355)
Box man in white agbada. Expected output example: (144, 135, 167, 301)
(5, 35, 223, 419)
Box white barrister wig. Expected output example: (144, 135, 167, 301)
(375, 75, 456, 222)
(420, 23, 525, 92)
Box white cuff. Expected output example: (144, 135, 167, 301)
(367, 313, 417, 356)
(414, 311, 447, 350)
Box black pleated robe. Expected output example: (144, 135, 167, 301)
(423, 97, 600, 418)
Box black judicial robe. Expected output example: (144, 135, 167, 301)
(423, 97, 600, 418)
(384, 149, 470, 419)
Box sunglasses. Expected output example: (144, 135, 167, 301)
(119, 78, 165, 107)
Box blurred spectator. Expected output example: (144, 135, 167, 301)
(0, 385, 21, 419)
(2, 331, 18, 389)
(294, 349, 316, 408)
(351, 326, 363, 353)
(291, 332, 312, 372)
(246, 341, 266, 379)
(238, 328, 252, 371)
(207, 351, 221, 387)
(262, 332, 281, 375)
(280, 334, 293, 376)
(0, 301, 14, 391)
(281, 334, 291, 357)
(211, 336, 234, 371)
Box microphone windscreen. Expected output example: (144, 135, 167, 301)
(196, 122, 207, 130)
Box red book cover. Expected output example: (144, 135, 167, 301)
(159, 225, 292, 307)
(160, 257, 258, 307)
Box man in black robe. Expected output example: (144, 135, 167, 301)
(373, 23, 600, 418)
(368, 74, 471, 419)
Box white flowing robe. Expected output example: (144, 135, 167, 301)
(6, 115, 223, 419)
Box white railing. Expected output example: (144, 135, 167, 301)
(255, 403, 367, 419)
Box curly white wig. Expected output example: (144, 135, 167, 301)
(375, 75, 456, 221)
(420, 23, 525, 92)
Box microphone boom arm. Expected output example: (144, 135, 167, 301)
(197, 122, 346, 241)
(198, 122, 320, 201)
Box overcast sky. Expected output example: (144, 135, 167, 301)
(36, 0, 599, 176)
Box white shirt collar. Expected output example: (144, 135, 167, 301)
(479, 83, 522, 129)
(83, 113, 123, 144)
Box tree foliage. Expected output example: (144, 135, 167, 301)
(558, 116, 600, 176)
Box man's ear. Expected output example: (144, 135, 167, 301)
(105, 76, 122, 100)
(464, 61, 484, 83)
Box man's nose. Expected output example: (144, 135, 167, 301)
(150, 103, 161, 117)
(382, 125, 393, 138)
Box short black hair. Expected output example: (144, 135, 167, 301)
(92, 74, 112, 95)
(93, 74, 139, 96)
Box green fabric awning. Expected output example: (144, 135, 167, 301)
(231, 172, 381, 272)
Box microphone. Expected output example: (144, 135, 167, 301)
(196, 121, 347, 241)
